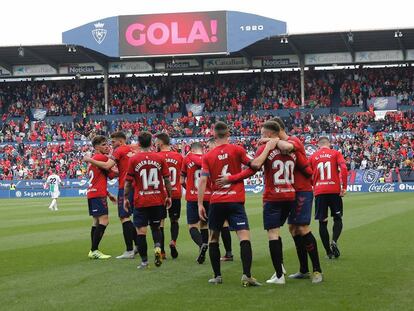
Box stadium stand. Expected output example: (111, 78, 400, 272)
(1, 67, 413, 120)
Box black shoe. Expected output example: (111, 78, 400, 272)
(331, 241, 340, 258)
(326, 252, 334, 259)
(170, 240, 178, 259)
(197, 243, 208, 264)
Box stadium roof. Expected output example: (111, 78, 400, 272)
(0, 45, 113, 72)
(242, 28, 414, 57)
(1, 28, 414, 72)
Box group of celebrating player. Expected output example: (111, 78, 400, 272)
(80, 116, 348, 287)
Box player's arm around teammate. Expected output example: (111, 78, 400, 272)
(86, 136, 114, 260)
(85, 132, 138, 260)
(198, 121, 261, 287)
(271, 117, 322, 283)
(83, 156, 116, 171)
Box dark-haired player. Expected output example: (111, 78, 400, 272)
(198, 122, 261, 287)
(206, 138, 234, 262)
(217, 121, 312, 284)
(155, 132, 183, 259)
(181, 141, 210, 264)
(309, 136, 348, 259)
(86, 135, 117, 260)
(124, 131, 172, 269)
(182, 140, 233, 264)
(272, 117, 322, 282)
(84, 131, 137, 259)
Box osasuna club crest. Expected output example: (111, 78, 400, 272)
(363, 169, 380, 184)
(92, 22, 107, 44)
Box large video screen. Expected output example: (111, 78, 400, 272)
(119, 12, 227, 57)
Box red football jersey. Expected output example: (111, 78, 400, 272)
(182, 152, 212, 202)
(87, 154, 110, 199)
(202, 144, 252, 204)
(111, 144, 135, 189)
(310, 147, 348, 196)
(256, 143, 297, 202)
(288, 136, 313, 192)
(159, 150, 183, 200)
(126, 152, 170, 208)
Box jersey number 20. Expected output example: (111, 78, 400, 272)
(272, 160, 294, 185)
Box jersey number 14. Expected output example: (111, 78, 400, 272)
(140, 168, 160, 190)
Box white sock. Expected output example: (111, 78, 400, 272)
(48, 199, 55, 210)
(54, 200, 58, 210)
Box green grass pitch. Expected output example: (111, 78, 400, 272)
(0, 193, 413, 311)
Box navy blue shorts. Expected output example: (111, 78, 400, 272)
(208, 202, 249, 231)
(117, 188, 134, 218)
(133, 206, 164, 228)
(263, 201, 294, 230)
(88, 197, 108, 217)
(187, 201, 209, 224)
(161, 199, 181, 220)
(288, 191, 314, 225)
(315, 194, 343, 220)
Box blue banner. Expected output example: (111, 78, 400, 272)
(186, 103, 205, 116)
(30, 108, 47, 121)
(1, 182, 413, 199)
(346, 182, 414, 193)
(0, 178, 118, 190)
(368, 96, 398, 110)
(2, 186, 119, 199)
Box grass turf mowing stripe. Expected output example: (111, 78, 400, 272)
(0, 193, 413, 311)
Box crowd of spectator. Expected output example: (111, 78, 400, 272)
(0, 71, 335, 118)
(1, 110, 413, 143)
(0, 142, 89, 180)
(1, 110, 413, 181)
(339, 67, 414, 107)
(2, 67, 413, 118)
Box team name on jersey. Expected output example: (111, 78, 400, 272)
(268, 149, 297, 161)
(166, 158, 178, 165)
(315, 153, 332, 160)
(135, 160, 162, 171)
(218, 153, 228, 160)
